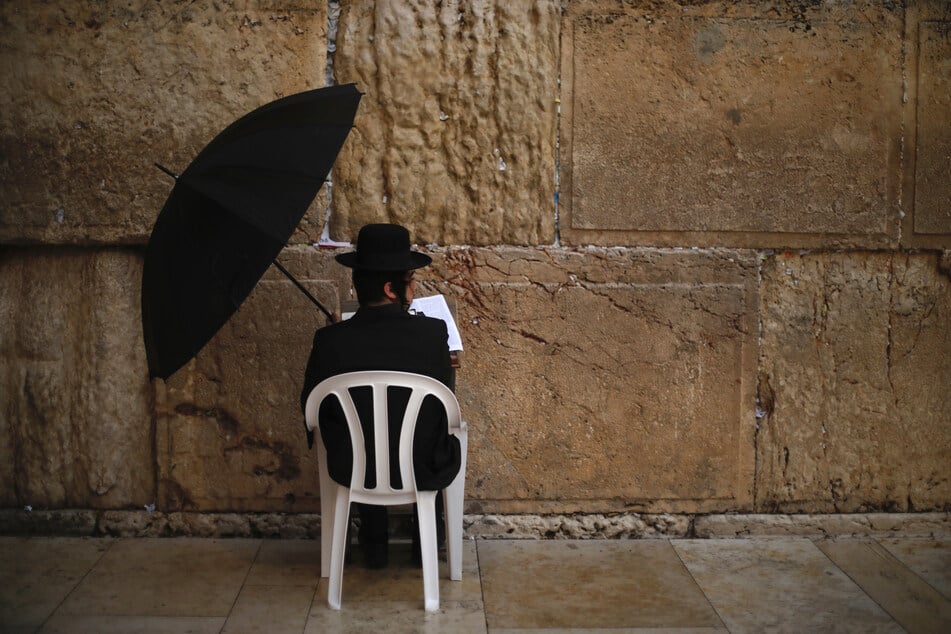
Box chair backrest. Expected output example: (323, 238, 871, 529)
(305, 371, 461, 504)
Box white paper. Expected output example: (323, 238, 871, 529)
(410, 294, 464, 351)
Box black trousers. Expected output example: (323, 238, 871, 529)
(356, 494, 446, 546)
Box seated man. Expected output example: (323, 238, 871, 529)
(300, 223, 461, 568)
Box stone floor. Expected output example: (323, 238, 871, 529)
(1, 535, 949, 633)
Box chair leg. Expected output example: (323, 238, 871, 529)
(445, 429, 468, 581)
(327, 490, 351, 610)
(318, 444, 333, 578)
(416, 492, 440, 612)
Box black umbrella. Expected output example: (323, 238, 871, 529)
(142, 83, 362, 380)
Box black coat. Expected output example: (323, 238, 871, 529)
(300, 303, 461, 491)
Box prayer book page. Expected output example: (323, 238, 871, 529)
(410, 294, 463, 351)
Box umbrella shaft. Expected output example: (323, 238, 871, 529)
(154, 163, 179, 180)
(272, 259, 336, 323)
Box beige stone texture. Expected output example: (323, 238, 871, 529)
(426, 246, 759, 513)
(156, 253, 341, 512)
(912, 21, 951, 237)
(756, 252, 951, 512)
(478, 540, 723, 629)
(881, 536, 951, 599)
(465, 512, 691, 539)
(1, 0, 949, 522)
(153, 245, 756, 515)
(0, 1, 328, 246)
(0, 537, 113, 631)
(330, 0, 559, 245)
(560, 1, 903, 248)
(57, 538, 261, 617)
(694, 513, 951, 539)
(5, 508, 948, 540)
(673, 539, 901, 632)
(0, 248, 152, 509)
(817, 538, 951, 634)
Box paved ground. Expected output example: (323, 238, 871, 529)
(1, 535, 949, 633)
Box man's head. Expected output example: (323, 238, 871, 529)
(351, 268, 416, 308)
(336, 224, 430, 309)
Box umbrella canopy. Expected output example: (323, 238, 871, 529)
(142, 83, 362, 380)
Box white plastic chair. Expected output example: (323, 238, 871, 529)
(305, 370, 468, 612)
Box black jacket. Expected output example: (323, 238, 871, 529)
(300, 303, 461, 491)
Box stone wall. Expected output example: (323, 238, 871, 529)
(1, 0, 948, 520)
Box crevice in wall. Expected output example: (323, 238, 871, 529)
(897, 0, 909, 247)
(319, 1, 343, 245)
(326, 0, 340, 88)
(553, 10, 563, 248)
(752, 251, 766, 511)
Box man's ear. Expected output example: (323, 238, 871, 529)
(382, 281, 399, 302)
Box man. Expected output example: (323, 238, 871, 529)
(300, 223, 461, 568)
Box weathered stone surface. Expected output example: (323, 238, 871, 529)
(2, 1, 949, 524)
(913, 21, 951, 236)
(96, 510, 322, 538)
(426, 246, 759, 513)
(465, 513, 691, 539)
(0, 1, 328, 246)
(330, 0, 559, 245)
(0, 248, 152, 508)
(0, 509, 99, 536)
(561, 2, 902, 248)
(695, 513, 951, 539)
(3, 508, 948, 539)
(156, 254, 341, 512)
(153, 245, 758, 515)
(756, 253, 951, 512)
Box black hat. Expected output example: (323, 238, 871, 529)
(335, 223, 432, 270)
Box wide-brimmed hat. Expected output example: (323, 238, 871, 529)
(335, 223, 432, 270)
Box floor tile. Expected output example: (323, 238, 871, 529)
(0, 537, 111, 630)
(222, 584, 316, 634)
(478, 539, 722, 630)
(37, 615, 225, 633)
(316, 540, 481, 606)
(817, 539, 951, 634)
(879, 538, 951, 599)
(56, 538, 260, 617)
(244, 539, 321, 586)
(305, 598, 487, 633)
(674, 538, 903, 633)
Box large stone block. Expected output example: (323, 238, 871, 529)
(154, 244, 759, 515)
(330, 0, 559, 246)
(425, 246, 759, 513)
(0, 1, 328, 246)
(560, 2, 903, 248)
(0, 248, 152, 508)
(756, 253, 951, 512)
(912, 21, 951, 238)
(156, 250, 342, 512)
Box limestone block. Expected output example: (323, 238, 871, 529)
(694, 513, 951, 539)
(0, 248, 152, 508)
(465, 513, 690, 539)
(424, 246, 759, 513)
(0, 1, 328, 245)
(561, 2, 902, 248)
(156, 252, 341, 512)
(0, 509, 99, 536)
(913, 21, 951, 237)
(330, 0, 559, 245)
(156, 245, 757, 515)
(756, 253, 951, 512)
